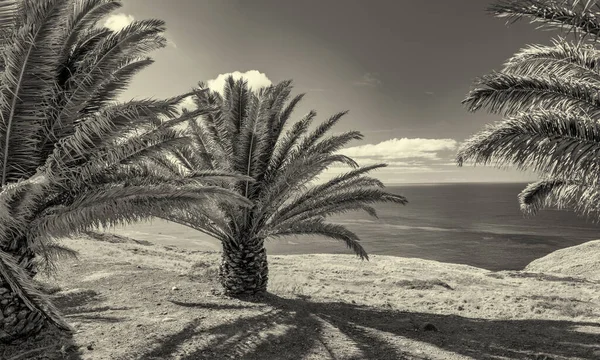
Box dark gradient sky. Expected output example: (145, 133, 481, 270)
(113, 0, 559, 183)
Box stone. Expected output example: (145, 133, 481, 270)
(422, 323, 439, 332)
(171, 286, 179, 291)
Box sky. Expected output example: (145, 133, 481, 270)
(108, 0, 561, 184)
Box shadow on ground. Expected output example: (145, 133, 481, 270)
(138, 293, 600, 360)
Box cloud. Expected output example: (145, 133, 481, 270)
(207, 70, 272, 94)
(104, 13, 134, 31)
(178, 96, 196, 111)
(354, 72, 382, 87)
(339, 138, 459, 163)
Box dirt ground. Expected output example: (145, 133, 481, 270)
(2, 234, 600, 360)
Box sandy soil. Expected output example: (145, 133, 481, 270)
(2, 234, 600, 360)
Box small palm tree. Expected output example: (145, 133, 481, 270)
(158, 77, 407, 296)
(0, 0, 247, 343)
(458, 0, 600, 218)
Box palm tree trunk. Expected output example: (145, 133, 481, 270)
(0, 279, 46, 343)
(219, 237, 268, 296)
(1, 241, 37, 278)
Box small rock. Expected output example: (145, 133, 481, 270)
(422, 323, 438, 332)
(457, 305, 464, 311)
(87, 344, 94, 351)
(171, 286, 179, 291)
(136, 265, 141, 269)
(351, 300, 356, 304)
(136, 324, 143, 327)
(161, 317, 176, 322)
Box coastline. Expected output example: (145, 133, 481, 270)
(7, 233, 599, 359)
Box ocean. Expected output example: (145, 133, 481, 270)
(106, 183, 600, 271)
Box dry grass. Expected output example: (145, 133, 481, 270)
(3, 235, 600, 360)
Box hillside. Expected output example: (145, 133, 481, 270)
(525, 240, 600, 281)
(3, 235, 600, 360)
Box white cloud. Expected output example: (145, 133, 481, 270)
(354, 72, 382, 87)
(339, 138, 458, 162)
(104, 13, 134, 31)
(178, 96, 196, 111)
(207, 70, 272, 94)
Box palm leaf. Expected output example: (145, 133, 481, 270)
(268, 219, 368, 260)
(0, 248, 71, 331)
(0, 0, 68, 185)
(489, 0, 600, 40)
(463, 72, 600, 118)
(456, 109, 600, 185)
(503, 38, 600, 83)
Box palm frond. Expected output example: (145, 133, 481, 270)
(0, 0, 17, 49)
(0, 0, 68, 184)
(489, 0, 600, 40)
(271, 187, 407, 227)
(49, 18, 167, 134)
(518, 178, 600, 218)
(463, 72, 600, 118)
(28, 187, 246, 241)
(503, 38, 600, 83)
(296, 111, 350, 153)
(268, 219, 368, 260)
(32, 242, 78, 277)
(456, 109, 600, 185)
(62, 0, 121, 54)
(0, 248, 71, 331)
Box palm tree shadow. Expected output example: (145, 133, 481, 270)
(138, 293, 600, 360)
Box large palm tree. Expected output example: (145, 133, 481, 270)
(0, 100, 249, 343)
(0, 0, 247, 343)
(0, 0, 169, 276)
(158, 77, 407, 296)
(458, 0, 600, 218)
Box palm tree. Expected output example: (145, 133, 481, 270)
(0, 0, 169, 276)
(157, 77, 407, 296)
(0, 101, 249, 343)
(457, 0, 600, 218)
(0, 0, 247, 343)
